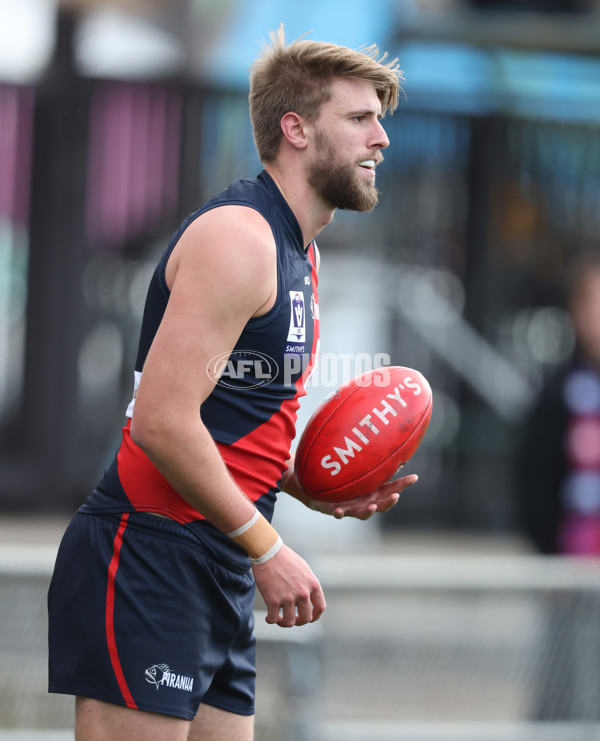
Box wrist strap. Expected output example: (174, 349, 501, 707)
(226, 510, 260, 538)
(227, 511, 281, 562)
(250, 536, 283, 565)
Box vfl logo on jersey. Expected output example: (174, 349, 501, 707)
(287, 291, 306, 343)
(145, 663, 194, 693)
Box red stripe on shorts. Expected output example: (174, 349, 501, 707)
(105, 513, 138, 709)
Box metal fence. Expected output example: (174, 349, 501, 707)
(2, 543, 600, 740)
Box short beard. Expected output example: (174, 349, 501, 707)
(307, 132, 380, 212)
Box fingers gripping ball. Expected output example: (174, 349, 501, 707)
(295, 366, 433, 503)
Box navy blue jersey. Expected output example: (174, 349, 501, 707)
(82, 171, 320, 564)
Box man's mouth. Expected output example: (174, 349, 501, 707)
(358, 160, 376, 170)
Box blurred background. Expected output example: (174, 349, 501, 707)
(1, 0, 600, 739)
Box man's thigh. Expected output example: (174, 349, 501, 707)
(188, 703, 254, 741)
(75, 697, 190, 741)
(75, 697, 254, 741)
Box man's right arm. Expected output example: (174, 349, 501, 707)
(130, 205, 325, 626)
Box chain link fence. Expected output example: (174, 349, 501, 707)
(2, 543, 600, 740)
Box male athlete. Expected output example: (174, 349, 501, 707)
(48, 27, 414, 740)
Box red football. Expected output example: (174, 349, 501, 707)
(295, 366, 433, 503)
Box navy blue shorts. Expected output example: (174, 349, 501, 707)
(48, 511, 256, 720)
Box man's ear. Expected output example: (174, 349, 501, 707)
(280, 112, 309, 150)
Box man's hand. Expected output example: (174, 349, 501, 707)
(252, 544, 326, 628)
(281, 454, 418, 520)
(308, 474, 418, 520)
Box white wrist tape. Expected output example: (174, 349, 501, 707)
(226, 510, 260, 538)
(226, 510, 281, 562)
(250, 536, 283, 565)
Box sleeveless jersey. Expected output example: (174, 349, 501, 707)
(81, 170, 320, 566)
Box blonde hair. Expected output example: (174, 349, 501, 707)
(249, 26, 404, 163)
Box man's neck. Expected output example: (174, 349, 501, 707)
(264, 163, 334, 249)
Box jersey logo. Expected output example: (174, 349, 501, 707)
(287, 291, 306, 343)
(145, 663, 194, 693)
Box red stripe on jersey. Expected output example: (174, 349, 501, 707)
(105, 513, 138, 709)
(216, 397, 298, 501)
(117, 425, 204, 523)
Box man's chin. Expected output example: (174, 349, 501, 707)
(346, 186, 379, 212)
(313, 173, 379, 212)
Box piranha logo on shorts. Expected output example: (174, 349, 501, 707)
(145, 663, 194, 692)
